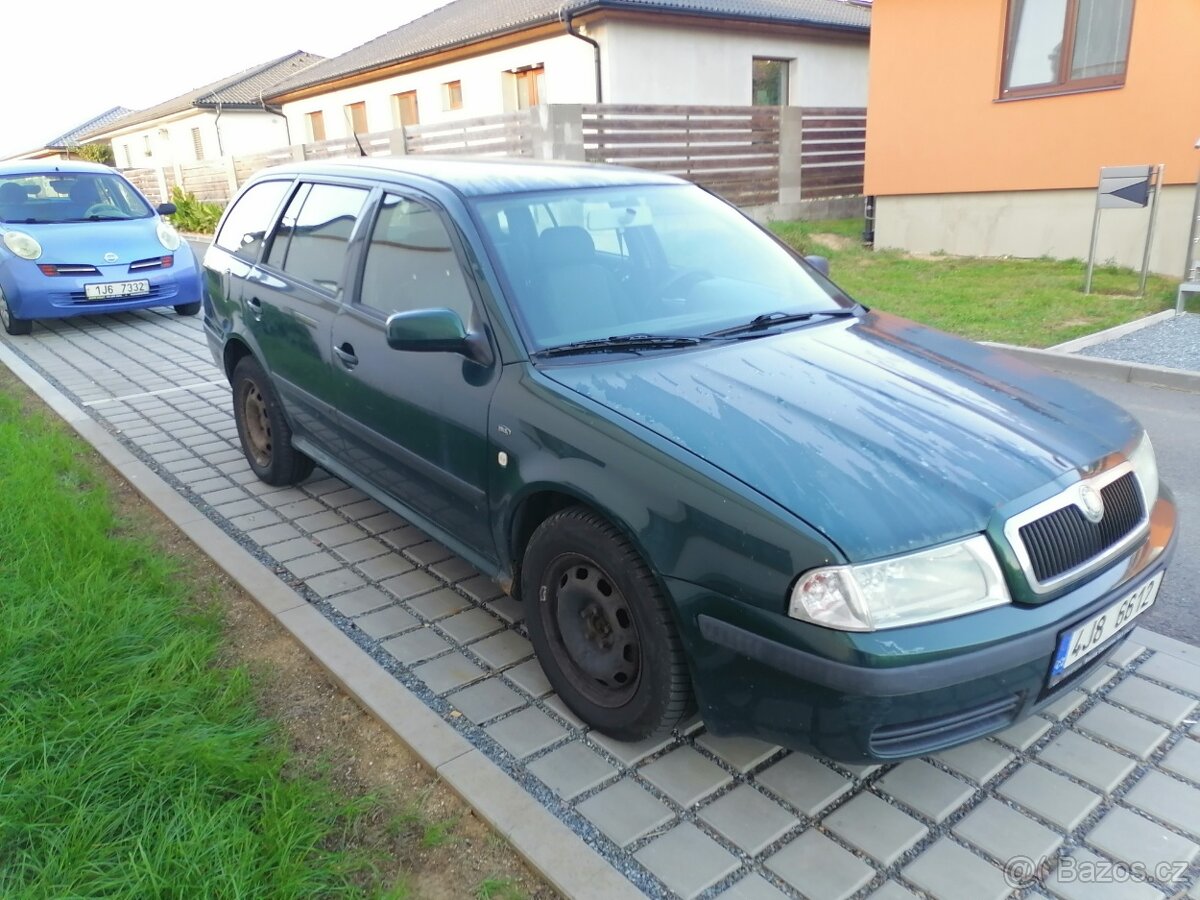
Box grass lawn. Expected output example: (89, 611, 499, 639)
(769, 218, 1179, 348)
(0, 371, 545, 899)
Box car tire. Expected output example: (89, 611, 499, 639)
(231, 356, 314, 486)
(522, 506, 692, 741)
(174, 302, 201, 316)
(0, 291, 32, 335)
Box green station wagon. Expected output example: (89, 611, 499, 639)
(203, 158, 1176, 762)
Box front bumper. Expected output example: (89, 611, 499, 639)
(1, 254, 201, 320)
(677, 489, 1177, 762)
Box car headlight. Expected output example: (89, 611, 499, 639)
(156, 219, 181, 251)
(788, 535, 1011, 631)
(1128, 431, 1159, 514)
(2, 230, 42, 260)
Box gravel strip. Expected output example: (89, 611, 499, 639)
(1076, 313, 1200, 371)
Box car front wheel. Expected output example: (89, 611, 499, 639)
(231, 355, 314, 486)
(522, 506, 692, 741)
(174, 302, 201, 316)
(0, 291, 32, 335)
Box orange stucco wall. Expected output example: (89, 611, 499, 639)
(864, 0, 1200, 196)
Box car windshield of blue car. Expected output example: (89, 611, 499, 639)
(0, 173, 154, 224)
(471, 184, 854, 352)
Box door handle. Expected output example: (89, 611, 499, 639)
(333, 343, 359, 369)
(245, 295, 263, 321)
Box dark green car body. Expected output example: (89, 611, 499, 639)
(203, 158, 1176, 762)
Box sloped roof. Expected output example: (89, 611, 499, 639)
(44, 107, 135, 149)
(82, 50, 324, 139)
(266, 0, 869, 100)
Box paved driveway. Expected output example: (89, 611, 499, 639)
(3, 306, 1199, 900)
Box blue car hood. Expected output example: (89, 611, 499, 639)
(541, 311, 1141, 561)
(13, 218, 173, 265)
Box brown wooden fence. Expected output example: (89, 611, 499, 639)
(582, 104, 781, 207)
(799, 107, 866, 200)
(403, 111, 537, 157)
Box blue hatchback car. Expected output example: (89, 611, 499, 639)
(0, 160, 202, 335)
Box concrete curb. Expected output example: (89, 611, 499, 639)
(0, 340, 641, 900)
(984, 340, 1200, 392)
(1049, 309, 1179, 352)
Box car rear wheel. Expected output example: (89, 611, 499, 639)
(231, 356, 314, 486)
(522, 506, 692, 741)
(174, 302, 201, 317)
(0, 291, 32, 335)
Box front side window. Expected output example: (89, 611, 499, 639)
(275, 183, 369, 294)
(0, 172, 154, 224)
(358, 194, 474, 321)
(752, 58, 790, 106)
(214, 179, 291, 259)
(1002, 0, 1134, 98)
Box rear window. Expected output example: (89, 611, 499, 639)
(0, 172, 153, 224)
(214, 180, 291, 260)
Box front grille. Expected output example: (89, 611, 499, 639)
(1019, 472, 1143, 583)
(129, 256, 172, 272)
(869, 694, 1020, 757)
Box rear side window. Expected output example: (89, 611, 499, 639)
(275, 183, 369, 295)
(214, 180, 290, 260)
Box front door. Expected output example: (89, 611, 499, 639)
(330, 191, 499, 561)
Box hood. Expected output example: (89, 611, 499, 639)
(542, 311, 1140, 561)
(7, 218, 168, 265)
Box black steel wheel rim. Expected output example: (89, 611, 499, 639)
(239, 380, 272, 468)
(541, 553, 641, 708)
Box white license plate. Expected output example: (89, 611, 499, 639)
(1050, 573, 1162, 678)
(84, 280, 150, 300)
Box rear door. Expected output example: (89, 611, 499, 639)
(330, 190, 500, 560)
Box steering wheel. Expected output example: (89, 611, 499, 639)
(658, 268, 712, 300)
(84, 203, 125, 219)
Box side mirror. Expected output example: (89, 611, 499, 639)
(804, 255, 830, 277)
(157, 202, 177, 216)
(385, 308, 491, 365)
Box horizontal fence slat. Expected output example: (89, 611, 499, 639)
(584, 118, 779, 133)
(405, 111, 533, 134)
(579, 130, 778, 145)
(800, 107, 868, 116)
(801, 151, 866, 165)
(587, 144, 780, 161)
(583, 103, 782, 117)
(801, 117, 867, 130)
(802, 130, 866, 143)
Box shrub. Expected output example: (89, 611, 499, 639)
(73, 142, 113, 165)
(168, 187, 224, 234)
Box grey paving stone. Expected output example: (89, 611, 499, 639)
(429, 556, 477, 583)
(714, 873, 789, 900)
(954, 797, 1062, 865)
(214, 498, 264, 519)
(1108, 676, 1198, 726)
(355, 553, 414, 581)
(934, 739, 1015, 784)
(445, 678, 525, 724)
(825, 792, 927, 866)
(381, 569, 442, 600)
(412, 651, 486, 694)
(340, 498, 387, 519)
(506, 658, 553, 698)
(469, 630, 533, 669)
(765, 829, 875, 900)
(404, 541, 455, 566)
(1162, 738, 1200, 784)
(356, 511, 407, 534)
(200, 486, 246, 506)
(353, 604, 418, 639)
(264, 536, 321, 563)
(276, 498, 326, 518)
(576, 778, 674, 847)
(867, 882, 920, 900)
(755, 753, 853, 817)
(327, 585, 392, 617)
(303, 569, 366, 599)
(486, 595, 526, 624)
(1078, 664, 1118, 694)
(229, 509, 284, 532)
(485, 706, 567, 758)
(333, 538, 388, 564)
(901, 837, 1010, 900)
(255, 487, 310, 508)
(323, 486, 368, 507)
(1138, 653, 1200, 695)
(1039, 731, 1137, 794)
(1042, 689, 1089, 721)
(1125, 770, 1200, 838)
(438, 608, 504, 644)
(589, 730, 674, 768)
(1077, 702, 1169, 759)
(876, 760, 974, 823)
(699, 784, 797, 855)
(528, 742, 617, 801)
(635, 823, 739, 900)
(247, 523, 303, 547)
(994, 715, 1053, 751)
(379, 525, 428, 550)
(1043, 848, 1164, 900)
(294, 510, 346, 533)
(459, 573, 504, 603)
(641, 746, 733, 807)
(998, 762, 1102, 831)
(381, 627, 450, 665)
(1086, 806, 1199, 869)
(696, 733, 781, 774)
(283, 552, 342, 580)
(311, 523, 366, 547)
(542, 694, 586, 730)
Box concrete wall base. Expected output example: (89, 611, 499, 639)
(746, 195, 864, 224)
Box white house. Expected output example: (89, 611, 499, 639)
(4, 107, 133, 162)
(84, 51, 323, 169)
(264, 0, 870, 143)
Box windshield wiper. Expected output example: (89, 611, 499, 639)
(707, 307, 858, 338)
(536, 333, 717, 358)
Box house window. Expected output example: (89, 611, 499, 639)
(306, 110, 326, 142)
(443, 80, 464, 111)
(392, 91, 419, 127)
(513, 66, 545, 110)
(191, 127, 204, 161)
(1002, 0, 1135, 98)
(346, 101, 368, 134)
(142, 135, 152, 157)
(752, 58, 790, 106)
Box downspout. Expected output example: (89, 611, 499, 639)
(213, 101, 225, 156)
(260, 91, 293, 145)
(562, 6, 602, 103)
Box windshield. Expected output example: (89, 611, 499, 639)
(471, 184, 851, 352)
(0, 172, 154, 224)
